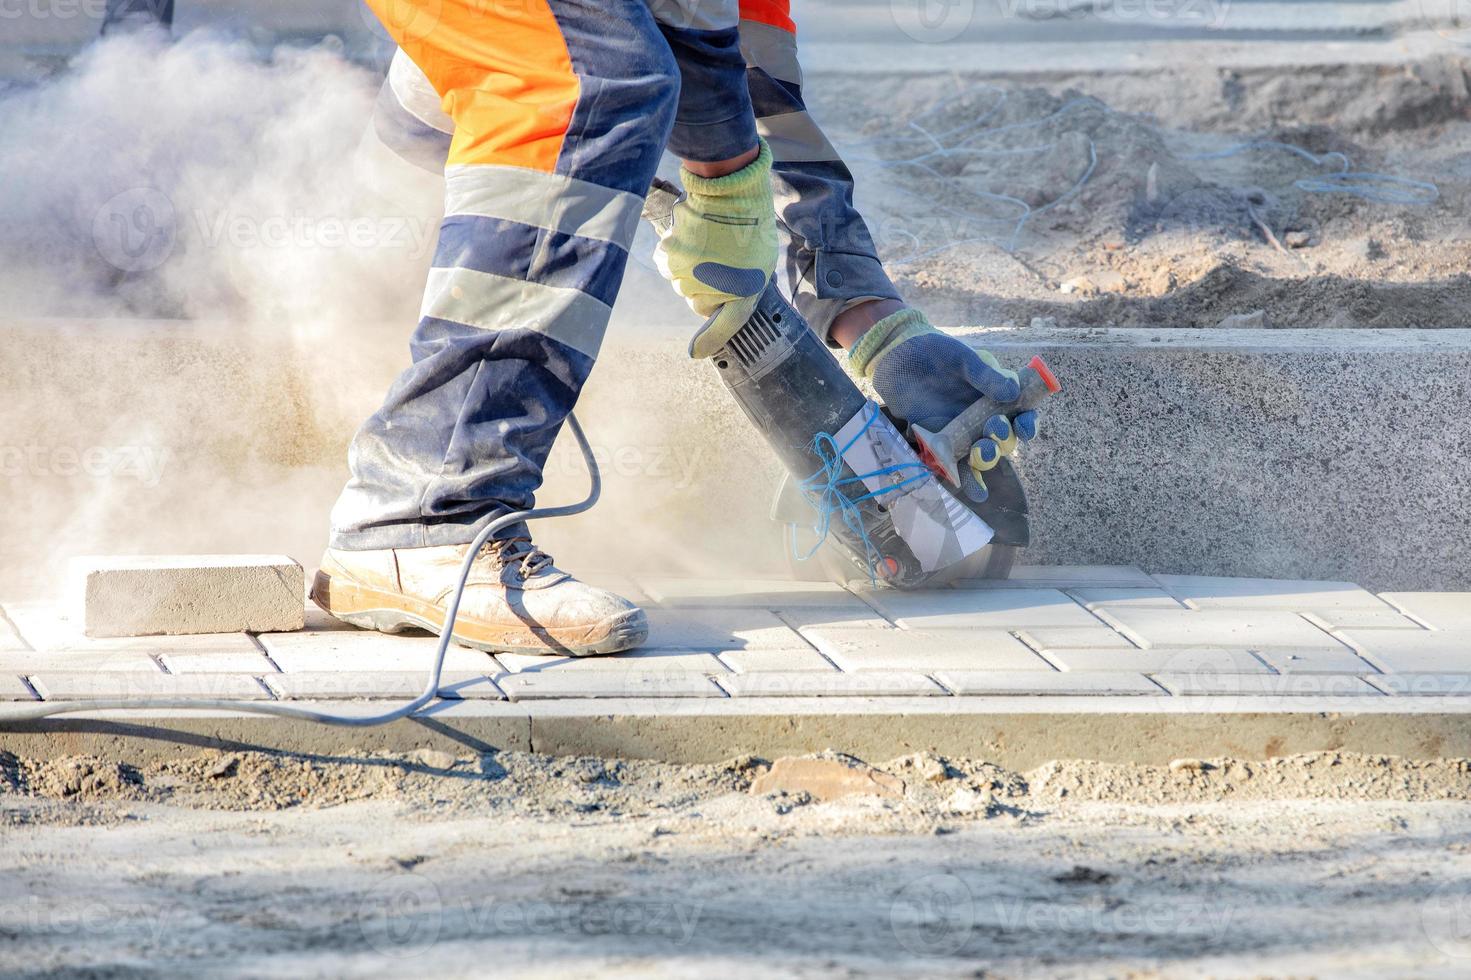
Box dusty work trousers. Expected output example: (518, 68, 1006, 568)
(330, 0, 901, 550)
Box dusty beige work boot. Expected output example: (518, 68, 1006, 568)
(311, 538, 647, 656)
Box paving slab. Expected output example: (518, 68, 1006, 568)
(0, 651, 163, 673)
(801, 627, 1049, 672)
(1152, 673, 1382, 697)
(1095, 606, 1343, 650)
(1251, 646, 1378, 674)
(0, 676, 36, 700)
(263, 672, 503, 700)
(1154, 574, 1388, 611)
(1014, 626, 1138, 653)
(68, 554, 304, 636)
(1299, 608, 1428, 631)
(1379, 593, 1471, 630)
(4, 602, 266, 655)
(1039, 647, 1270, 673)
(159, 651, 280, 674)
(1066, 588, 1186, 610)
(715, 671, 944, 698)
(642, 607, 811, 652)
(635, 577, 864, 609)
(0, 614, 26, 653)
(860, 587, 1099, 630)
(1364, 674, 1471, 697)
(30, 673, 272, 701)
(495, 648, 727, 675)
(1337, 630, 1471, 674)
(956, 565, 1157, 590)
(497, 671, 723, 701)
(299, 604, 365, 632)
(772, 607, 897, 630)
(934, 670, 1161, 695)
(716, 648, 837, 673)
(255, 628, 498, 673)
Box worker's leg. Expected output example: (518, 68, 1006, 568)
(331, 0, 679, 550)
(101, 0, 173, 35)
(736, 1, 903, 341)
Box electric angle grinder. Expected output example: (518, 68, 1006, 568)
(642, 179, 1060, 589)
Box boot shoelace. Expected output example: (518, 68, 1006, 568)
(480, 537, 555, 579)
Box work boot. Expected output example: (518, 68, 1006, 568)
(311, 538, 647, 656)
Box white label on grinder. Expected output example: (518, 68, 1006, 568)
(832, 402, 993, 572)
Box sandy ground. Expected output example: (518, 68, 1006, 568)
(4, 749, 1471, 977)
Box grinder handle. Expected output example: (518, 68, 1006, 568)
(910, 355, 1061, 485)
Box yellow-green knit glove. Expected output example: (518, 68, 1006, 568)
(654, 140, 777, 343)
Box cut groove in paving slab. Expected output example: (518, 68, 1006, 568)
(933, 670, 1161, 695)
(1364, 674, 1471, 697)
(496, 649, 727, 675)
(859, 588, 1099, 630)
(1299, 609, 1427, 631)
(954, 565, 1157, 590)
(1014, 626, 1138, 653)
(635, 577, 866, 610)
(497, 671, 723, 700)
(30, 673, 272, 701)
(1152, 673, 1382, 697)
(255, 628, 499, 673)
(642, 607, 811, 652)
(68, 554, 304, 637)
(717, 649, 837, 673)
(1379, 593, 1471, 630)
(1094, 606, 1346, 650)
(1039, 647, 1270, 673)
(1154, 574, 1389, 611)
(0, 676, 36, 700)
(0, 651, 162, 673)
(715, 671, 944, 698)
(264, 672, 503, 700)
(1336, 630, 1471, 674)
(3, 602, 268, 656)
(0, 614, 26, 653)
(773, 607, 897, 630)
(1250, 645, 1378, 674)
(1065, 588, 1185, 610)
(801, 627, 1049, 672)
(159, 651, 280, 674)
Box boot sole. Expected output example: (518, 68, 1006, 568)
(310, 570, 647, 657)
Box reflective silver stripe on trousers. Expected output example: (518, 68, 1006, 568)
(758, 110, 840, 163)
(738, 18, 801, 85)
(389, 47, 454, 135)
(646, 0, 739, 31)
(420, 267, 612, 361)
(443, 164, 645, 247)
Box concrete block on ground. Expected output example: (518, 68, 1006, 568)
(158, 651, 279, 674)
(1251, 646, 1377, 674)
(860, 587, 1098, 630)
(957, 565, 1157, 590)
(4, 602, 267, 655)
(635, 577, 863, 609)
(801, 627, 1050, 672)
(642, 607, 811, 652)
(1096, 606, 1342, 650)
(1152, 673, 1381, 697)
(1364, 674, 1471, 696)
(0, 676, 36, 700)
(1066, 588, 1185, 610)
(715, 671, 944, 698)
(1039, 647, 1270, 674)
(1015, 626, 1138, 653)
(497, 671, 723, 700)
(255, 628, 498, 673)
(1337, 630, 1471, 674)
(1380, 593, 1471, 630)
(496, 649, 727, 674)
(1154, 574, 1388, 611)
(263, 672, 503, 700)
(749, 756, 905, 801)
(30, 672, 271, 701)
(1299, 608, 1428, 631)
(67, 555, 304, 637)
(717, 649, 837, 673)
(933, 670, 1161, 695)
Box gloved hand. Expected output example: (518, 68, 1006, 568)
(850, 308, 1039, 502)
(654, 139, 777, 345)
